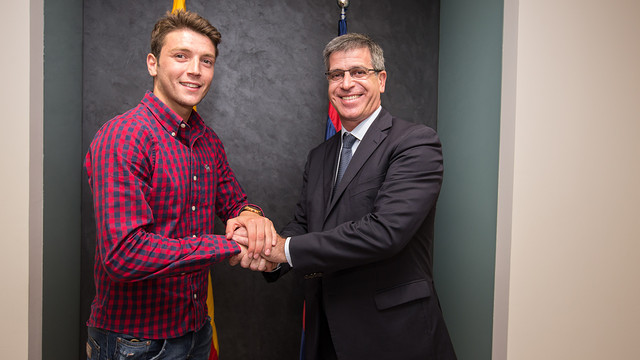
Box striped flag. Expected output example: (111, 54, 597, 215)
(168, 3, 219, 359)
(206, 272, 220, 360)
(300, 7, 349, 360)
(324, 8, 348, 140)
(171, 0, 185, 12)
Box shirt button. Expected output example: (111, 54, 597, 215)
(192, 205, 196, 211)
(193, 176, 197, 181)
(180, 123, 186, 128)
(180, 272, 185, 275)
(192, 235, 197, 238)
(171, 132, 176, 137)
(194, 294, 197, 299)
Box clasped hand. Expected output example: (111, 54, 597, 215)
(225, 213, 286, 272)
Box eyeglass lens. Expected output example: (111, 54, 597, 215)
(327, 67, 374, 81)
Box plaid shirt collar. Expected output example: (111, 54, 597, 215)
(142, 91, 206, 141)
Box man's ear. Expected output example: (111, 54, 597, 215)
(377, 70, 387, 93)
(147, 53, 158, 77)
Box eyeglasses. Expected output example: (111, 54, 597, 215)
(325, 67, 382, 82)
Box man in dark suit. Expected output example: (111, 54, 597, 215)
(231, 33, 456, 360)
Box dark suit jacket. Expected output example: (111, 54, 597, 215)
(267, 108, 456, 360)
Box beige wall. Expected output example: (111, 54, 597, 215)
(496, 0, 640, 359)
(0, 0, 43, 359)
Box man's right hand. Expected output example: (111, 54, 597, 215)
(225, 213, 277, 259)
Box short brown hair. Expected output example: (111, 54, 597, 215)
(150, 9, 221, 59)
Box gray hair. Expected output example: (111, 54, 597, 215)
(323, 33, 385, 71)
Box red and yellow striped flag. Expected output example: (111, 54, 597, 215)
(206, 272, 220, 360)
(171, 0, 186, 13)
(169, 3, 218, 359)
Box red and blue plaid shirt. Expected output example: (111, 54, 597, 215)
(85, 91, 246, 339)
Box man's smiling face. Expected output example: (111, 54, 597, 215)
(327, 47, 387, 131)
(147, 28, 216, 120)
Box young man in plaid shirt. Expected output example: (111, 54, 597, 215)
(85, 10, 275, 359)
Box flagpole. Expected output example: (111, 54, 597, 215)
(302, 2, 349, 359)
(337, 0, 349, 39)
(339, 0, 349, 19)
(324, 0, 350, 140)
(169, 4, 218, 359)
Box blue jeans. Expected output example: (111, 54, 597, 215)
(86, 320, 212, 360)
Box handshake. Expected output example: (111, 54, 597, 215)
(224, 212, 286, 272)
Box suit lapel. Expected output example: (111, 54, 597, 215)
(322, 133, 340, 210)
(326, 109, 393, 215)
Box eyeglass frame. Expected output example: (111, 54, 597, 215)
(324, 67, 383, 82)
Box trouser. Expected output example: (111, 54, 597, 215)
(86, 320, 212, 360)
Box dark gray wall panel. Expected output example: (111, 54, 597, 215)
(82, 1, 439, 359)
(43, 1, 83, 360)
(435, 0, 503, 358)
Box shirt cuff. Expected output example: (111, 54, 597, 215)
(266, 263, 281, 273)
(285, 237, 293, 267)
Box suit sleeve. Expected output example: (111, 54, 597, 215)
(288, 125, 443, 274)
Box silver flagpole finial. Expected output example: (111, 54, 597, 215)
(338, 0, 349, 19)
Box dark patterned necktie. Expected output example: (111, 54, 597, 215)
(333, 133, 357, 196)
